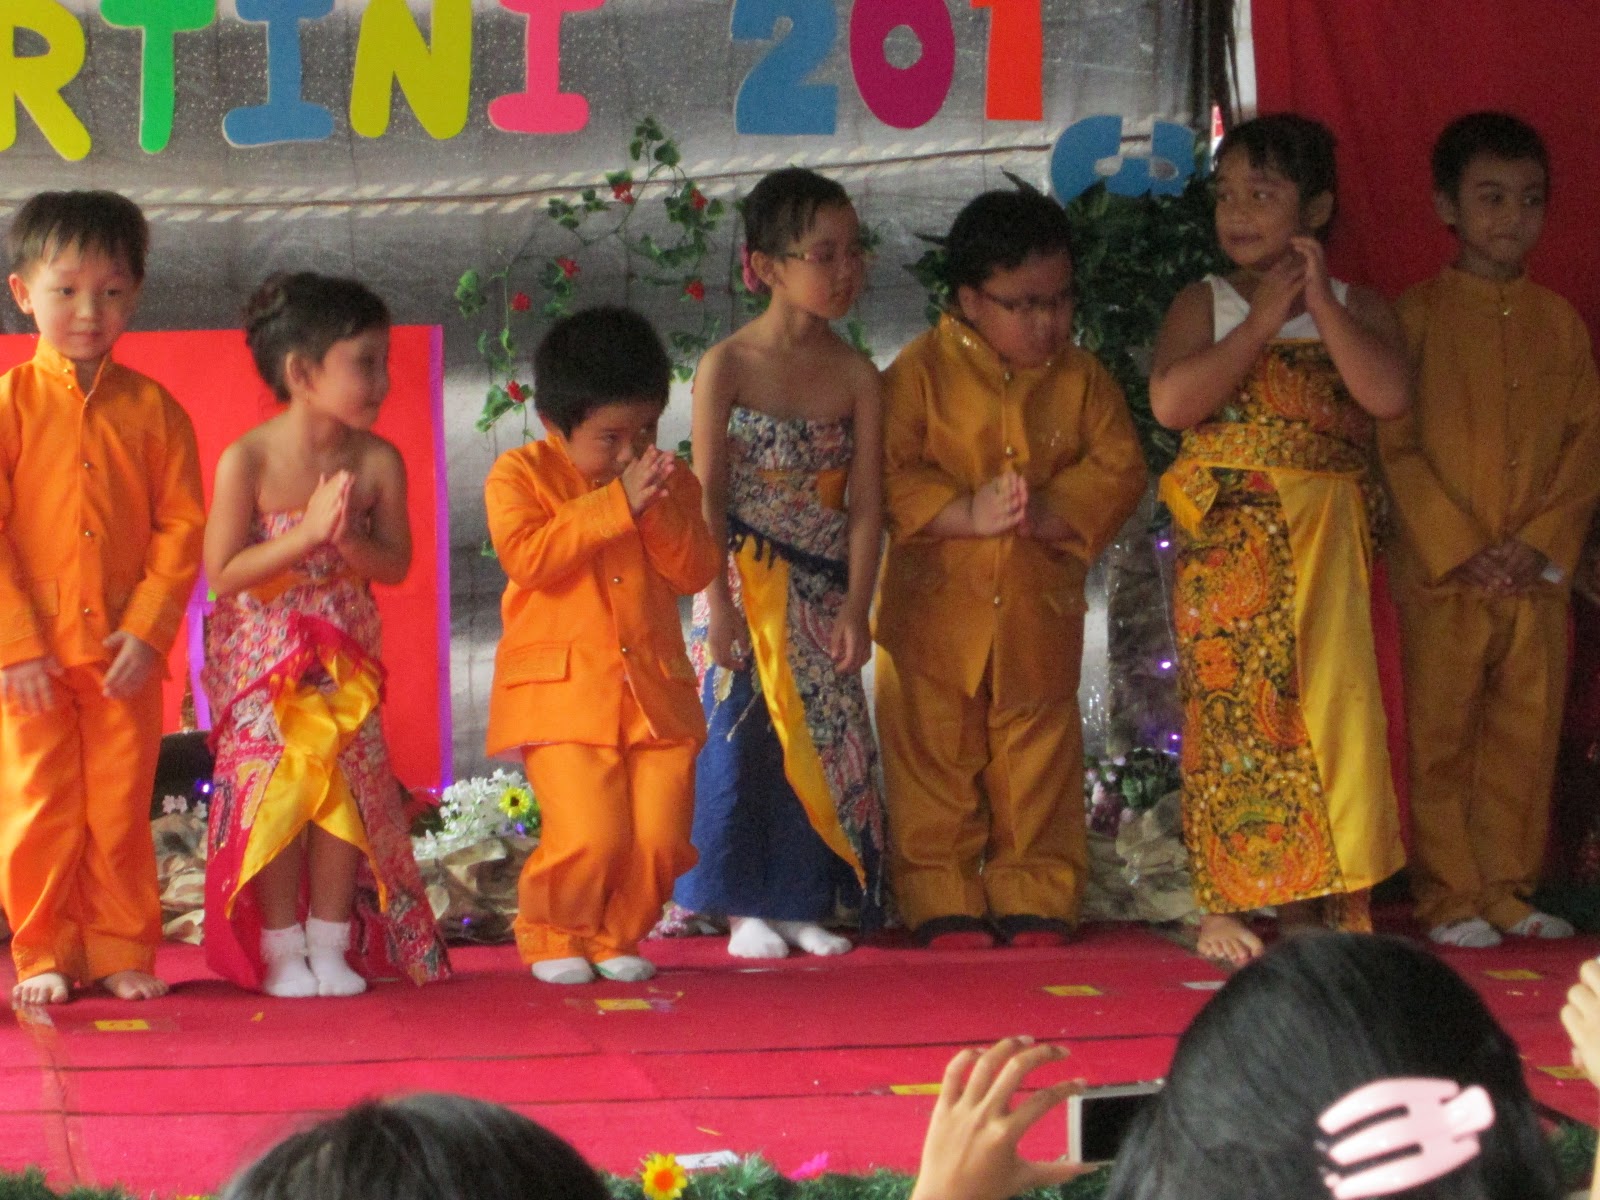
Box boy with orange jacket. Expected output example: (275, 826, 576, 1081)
(0, 191, 205, 1005)
(485, 307, 719, 984)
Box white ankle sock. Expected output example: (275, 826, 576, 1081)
(772, 920, 853, 956)
(1507, 911, 1576, 939)
(1428, 917, 1502, 949)
(728, 917, 789, 959)
(531, 956, 595, 984)
(260, 925, 318, 998)
(305, 918, 368, 996)
(594, 955, 655, 982)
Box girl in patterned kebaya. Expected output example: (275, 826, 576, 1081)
(670, 167, 889, 957)
(202, 273, 449, 997)
(1150, 114, 1411, 965)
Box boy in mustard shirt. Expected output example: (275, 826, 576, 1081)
(0, 191, 205, 1005)
(485, 307, 719, 984)
(875, 188, 1147, 948)
(1381, 113, 1600, 947)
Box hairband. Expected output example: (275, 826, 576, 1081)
(739, 244, 767, 295)
(1318, 1078, 1494, 1199)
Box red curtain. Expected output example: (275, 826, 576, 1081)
(1252, 1, 1600, 851)
(1251, 0, 1600, 339)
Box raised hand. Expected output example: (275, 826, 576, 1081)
(1290, 235, 1338, 314)
(909, 1037, 1089, 1200)
(620, 445, 676, 516)
(303, 470, 352, 546)
(1246, 250, 1308, 333)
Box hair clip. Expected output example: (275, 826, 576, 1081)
(1318, 1078, 1494, 1199)
(739, 244, 767, 296)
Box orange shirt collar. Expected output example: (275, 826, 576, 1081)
(1440, 263, 1531, 305)
(32, 336, 116, 391)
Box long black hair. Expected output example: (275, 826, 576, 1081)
(1104, 934, 1559, 1200)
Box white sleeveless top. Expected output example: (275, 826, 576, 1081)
(1208, 273, 1349, 341)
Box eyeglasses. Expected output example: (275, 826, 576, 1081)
(778, 242, 876, 271)
(978, 286, 1074, 317)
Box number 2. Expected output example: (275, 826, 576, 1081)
(731, 0, 838, 135)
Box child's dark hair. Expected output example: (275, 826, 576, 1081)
(6, 190, 149, 281)
(219, 1093, 611, 1200)
(533, 305, 670, 436)
(1432, 112, 1549, 199)
(942, 187, 1074, 294)
(742, 167, 852, 259)
(243, 272, 390, 402)
(1103, 934, 1560, 1200)
(1216, 113, 1338, 230)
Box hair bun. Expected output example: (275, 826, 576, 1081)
(242, 272, 295, 337)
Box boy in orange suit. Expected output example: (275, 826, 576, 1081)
(0, 191, 205, 1006)
(875, 188, 1147, 948)
(1381, 114, 1600, 947)
(485, 306, 720, 984)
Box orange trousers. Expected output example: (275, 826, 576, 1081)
(513, 690, 698, 964)
(1396, 586, 1568, 929)
(0, 665, 163, 984)
(875, 640, 1086, 931)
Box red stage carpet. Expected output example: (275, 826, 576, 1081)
(2, 924, 1596, 1196)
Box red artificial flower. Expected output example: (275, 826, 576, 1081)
(510, 291, 531, 312)
(690, 189, 708, 211)
(612, 182, 635, 204)
(556, 257, 580, 279)
(506, 380, 527, 404)
(683, 279, 705, 302)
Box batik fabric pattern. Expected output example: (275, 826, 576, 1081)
(203, 511, 449, 989)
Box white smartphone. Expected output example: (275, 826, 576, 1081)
(1066, 1080, 1164, 1164)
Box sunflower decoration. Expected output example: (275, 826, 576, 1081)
(498, 784, 535, 823)
(639, 1152, 689, 1200)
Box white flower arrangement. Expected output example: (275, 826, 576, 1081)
(411, 768, 539, 860)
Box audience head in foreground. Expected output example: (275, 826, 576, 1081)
(1105, 933, 1560, 1200)
(221, 1092, 611, 1200)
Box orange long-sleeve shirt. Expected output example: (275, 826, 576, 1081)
(0, 340, 205, 670)
(484, 437, 720, 755)
(875, 314, 1148, 704)
(1381, 267, 1600, 588)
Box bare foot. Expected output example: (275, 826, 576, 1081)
(1196, 913, 1264, 966)
(11, 971, 70, 1007)
(100, 970, 168, 1000)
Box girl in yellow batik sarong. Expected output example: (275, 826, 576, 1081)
(1149, 115, 1411, 965)
(202, 273, 449, 997)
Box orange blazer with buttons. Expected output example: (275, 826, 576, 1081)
(0, 341, 205, 670)
(484, 437, 721, 755)
(875, 314, 1147, 705)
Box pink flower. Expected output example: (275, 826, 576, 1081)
(510, 292, 531, 312)
(506, 380, 527, 404)
(791, 1153, 830, 1180)
(556, 257, 580, 279)
(683, 279, 705, 302)
(612, 182, 635, 204)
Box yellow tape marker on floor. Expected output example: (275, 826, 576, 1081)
(1044, 984, 1103, 996)
(93, 1019, 151, 1032)
(595, 998, 654, 1012)
(890, 1083, 943, 1095)
(1539, 1065, 1587, 1080)
(1485, 969, 1542, 981)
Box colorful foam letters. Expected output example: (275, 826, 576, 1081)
(222, 0, 336, 147)
(100, 0, 217, 154)
(1050, 115, 1197, 201)
(971, 0, 1040, 121)
(0, 0, 91, 162)
(487, 0, 604, 136)
(731, 0, 838, 136)
(350, 0, 472, 140)
(849, 0, 954, 130)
